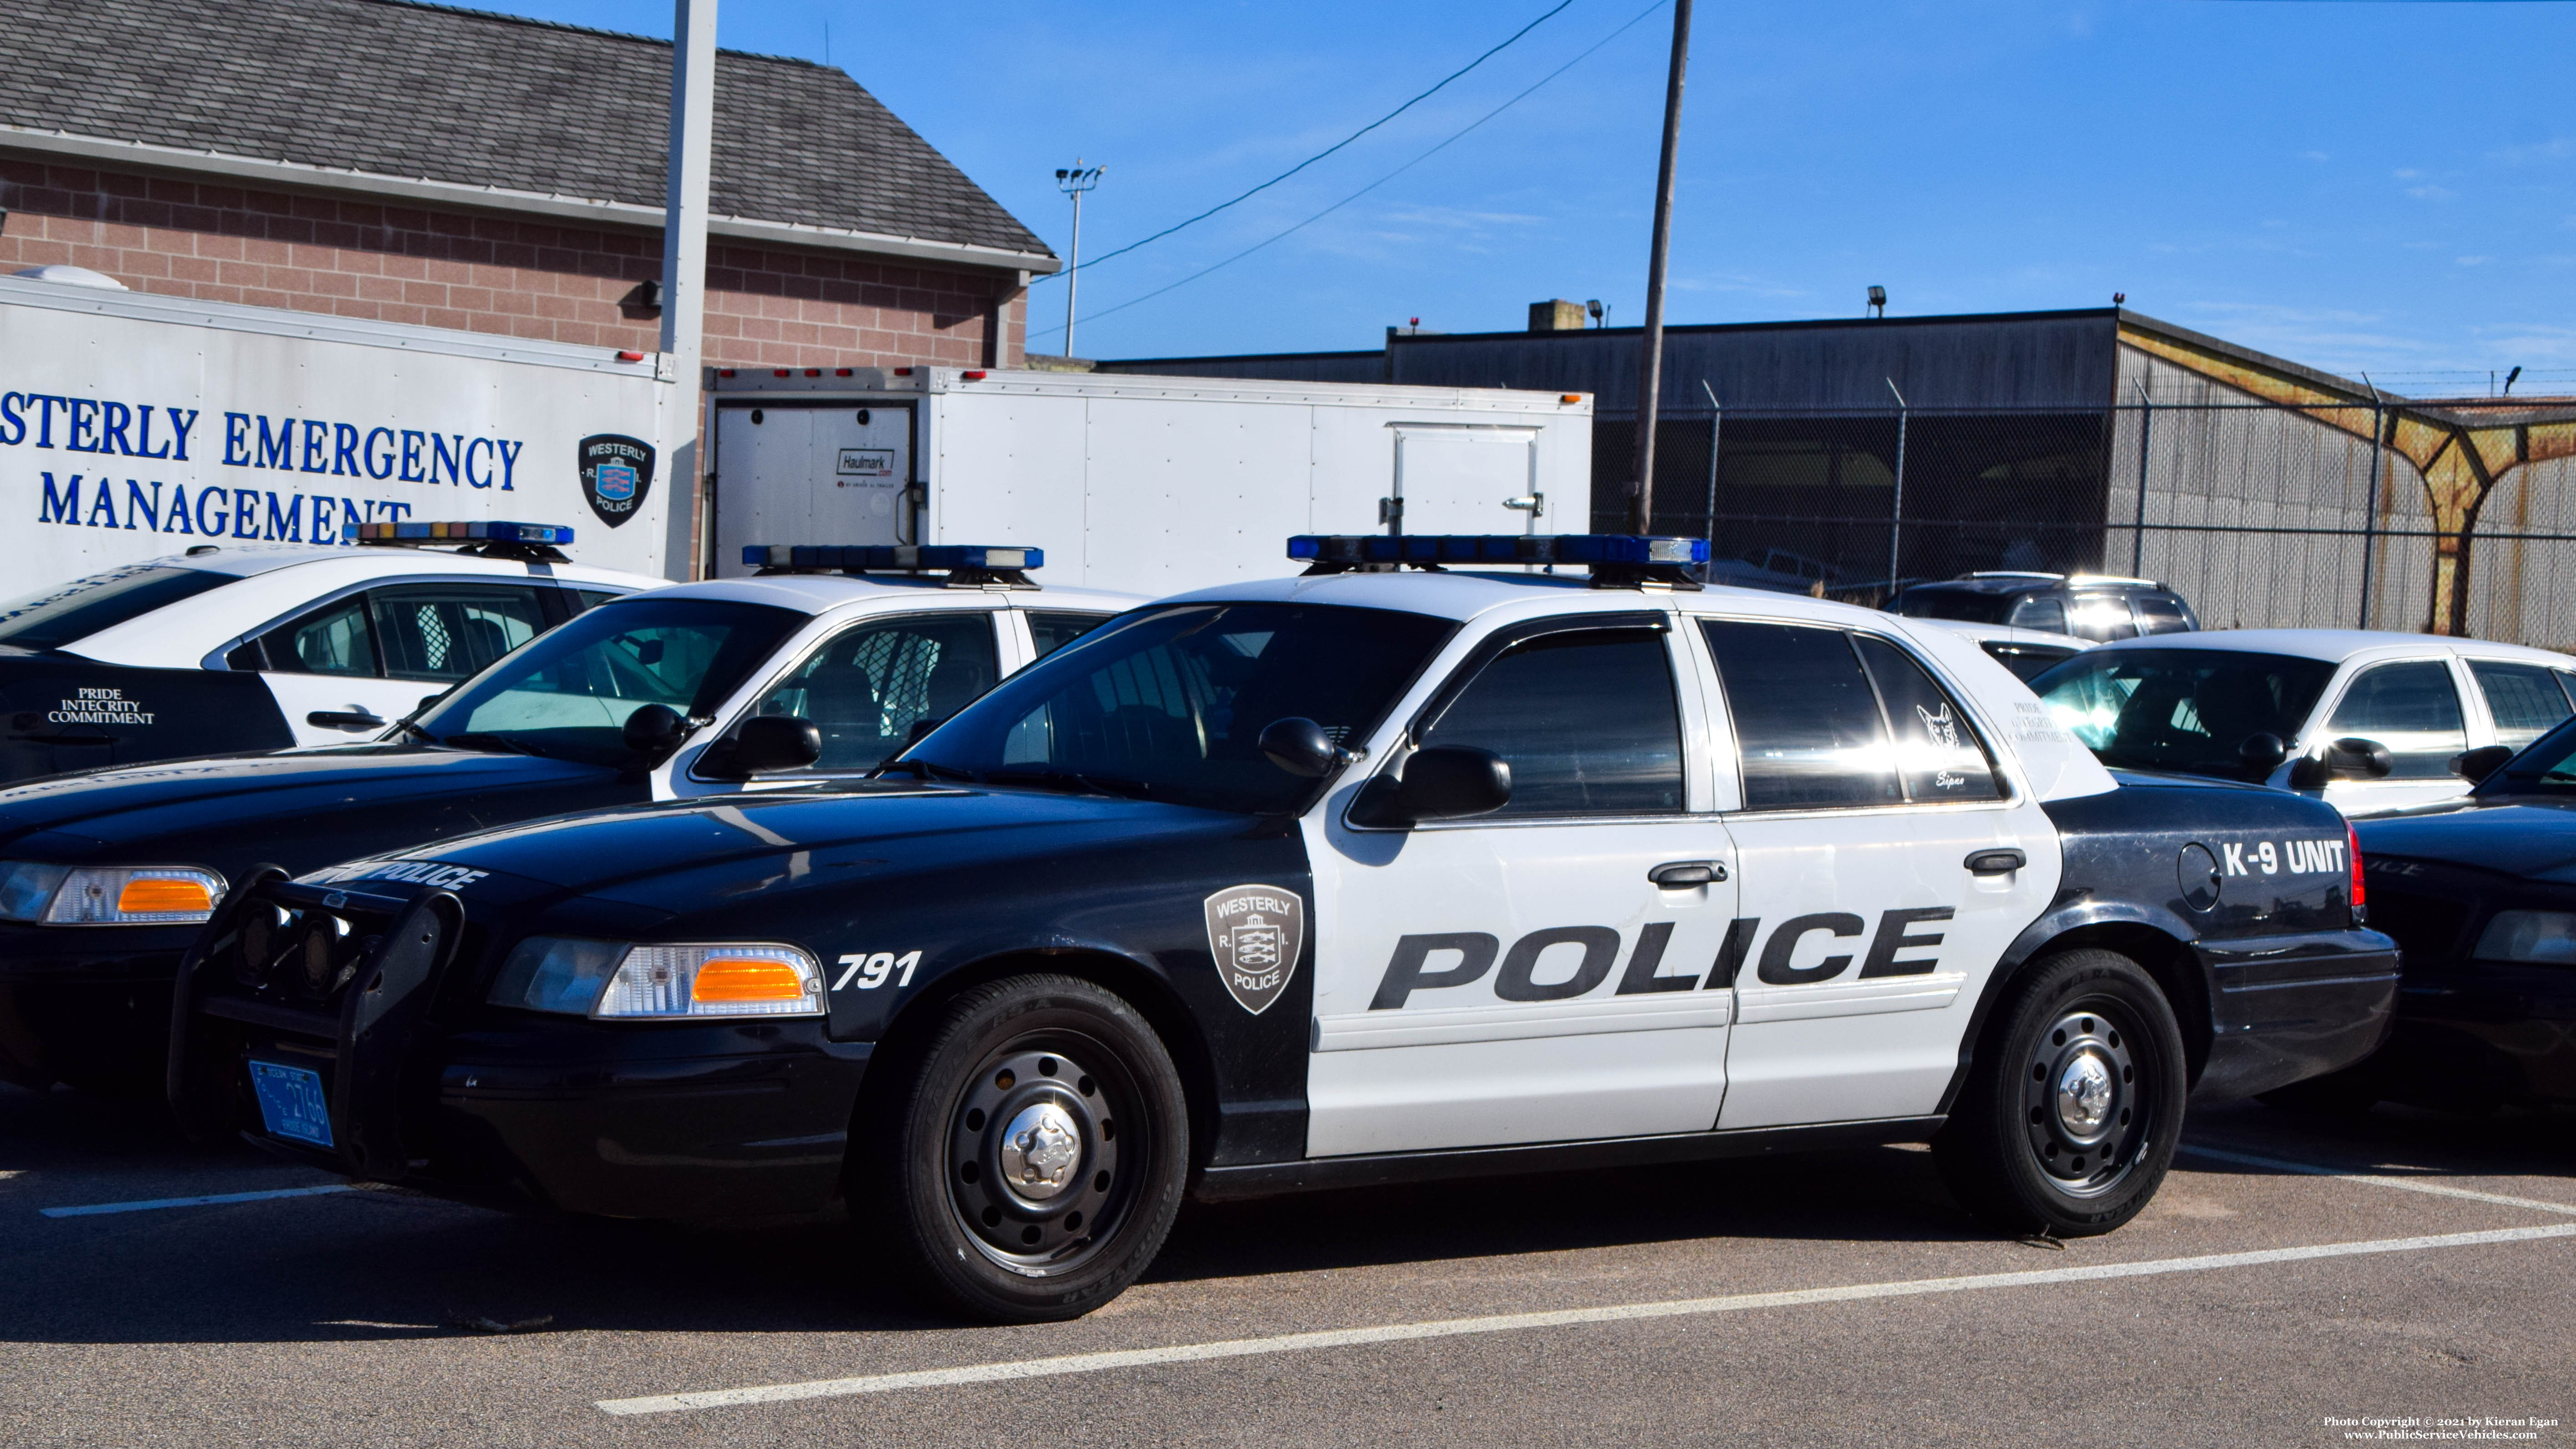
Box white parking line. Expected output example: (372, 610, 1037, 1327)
(596, 1222, 2576, 1417)
(2179, 1144, 2576, 1217)
(38, 1184, 353, 1218)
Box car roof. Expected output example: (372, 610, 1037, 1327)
(1905, 575, 2165, 597)
(111, 542, 653, 588)
(1160, 567, 1934, 629)
(2081, 628, 2576, 667)
(621, 572, 1150, 617)
(1913, 619, 2094, 650)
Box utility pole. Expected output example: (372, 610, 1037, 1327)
(1628, 0, 1694, 536)
(659, 0, 715, 579)
(1056, 162, 1104, 357)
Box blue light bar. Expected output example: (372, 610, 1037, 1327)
(1287, 534, 1710, 566)
(348, 520, 575, 546)
(741, 544, 1043, 572)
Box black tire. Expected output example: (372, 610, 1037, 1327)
(861, 973, 1188, 1323)
(1933, 948, 2187, 1237)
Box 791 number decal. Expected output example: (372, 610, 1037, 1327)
(834, 950, 922, 991)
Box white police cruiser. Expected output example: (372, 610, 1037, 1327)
(0, 520, 662, 781)
(172, 534, 2397, 1323)
(0, 544, 1137, 1095)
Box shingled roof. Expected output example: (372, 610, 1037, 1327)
(0, 0, 1053, 266)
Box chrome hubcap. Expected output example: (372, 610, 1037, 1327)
(999, 1103, 1083, 1200)
(2056, 1052, 2116, 1140)
(2021, 1007, 2146, 1194)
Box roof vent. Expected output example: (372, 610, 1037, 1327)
(1528, 299, 1585, 333)
(13, 265, 126, 291)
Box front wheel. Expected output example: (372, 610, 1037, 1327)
(1934, 949, 2187, 1237)
(862, 974, 1189, 1323)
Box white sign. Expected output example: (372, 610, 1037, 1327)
(0, 280, 671, 592)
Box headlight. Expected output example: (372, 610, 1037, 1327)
(489, 937, 823, 1019)
(0, 862, 225, 925)
(2470, 909, 2576, 964)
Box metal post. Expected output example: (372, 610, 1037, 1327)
(1628, 0, 1694, 535)
(1055, 164, 1103, 357)
(2130, 382, 2152, 577)
(659, 0, 715, 581)
(2358, 375, 2384, 630)
(1701, 378, 1722, 551)
(1886, 378, 1907, 597)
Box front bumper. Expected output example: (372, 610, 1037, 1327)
(0, 922, 195, 1087)
(2193, 927, 2401, 1100)
(172, 876, 869, 1219)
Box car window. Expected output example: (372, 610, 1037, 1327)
(1027, 611, 1114, 661)
(1702, 620, 1901, 810)
(573, 589, 624, 614)
(1894, 589, 2013, 625)
(263, 597, 377, 677)
(755, 613, 1000, 772)
(2065, 594, 2141, 642)
(367, 585, 547, 683)
(2030, 648, 2337, 780)
(1416, 628, 1683, 818)
(2469, 660, 2576, 750)
(0, 565, 235, 650)
(1855, 636, 2004, 801)
(2326, 660, 2467, 780)
(2007, 596, 2065, 633)
(1981, 641, 2077, 683)
(2134, 595, 2192, 634)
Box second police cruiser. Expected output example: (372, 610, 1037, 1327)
(169, 534, 2398, 1323)
(0, 539, 1138, 1092)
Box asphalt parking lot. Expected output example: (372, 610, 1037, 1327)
(2, 1085, 2568, 1448)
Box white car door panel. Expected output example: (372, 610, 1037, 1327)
(2315, 656, 2477, 816)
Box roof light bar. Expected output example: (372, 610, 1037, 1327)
(1288, 534, 1711, 589)
(350, 520, 576, 546)
(741, 544, 1043, 585)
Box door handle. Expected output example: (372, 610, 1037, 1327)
(1964, 848, 2026, 876)
(308, 710, 387, 730)
(1650, 860, 1726, 888)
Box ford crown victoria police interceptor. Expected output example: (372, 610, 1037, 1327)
(0, 521, 664, 782)
(169, 535, 2398, 1324)
(0, 546, 1135, 1092)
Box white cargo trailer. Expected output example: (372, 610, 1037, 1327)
(0, 271, 675, 594)
(705, 368, 1594, 595)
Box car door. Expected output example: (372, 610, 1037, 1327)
(1304, 612, 1740, 1157)
(2312, 658, 2476, 816)
(690, 606, 1006, 790)
(1700, 617, 2060, 1130)
(250, 583, 553, 743)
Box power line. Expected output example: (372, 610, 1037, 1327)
(1033, 0, 1575, 286)
(1032, 0, 1670, 342)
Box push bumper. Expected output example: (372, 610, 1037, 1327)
(172, 875, 869, 1219)
(2192, 927, 2400, 1100)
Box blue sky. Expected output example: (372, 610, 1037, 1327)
(500, 1, 2575, 393)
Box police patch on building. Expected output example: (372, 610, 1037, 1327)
(1202, 884, 1304, 1015)
(577, 434, 655, 528)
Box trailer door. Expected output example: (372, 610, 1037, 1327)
(712, 401, 915, 573)
(1389, 424, 1544, 535)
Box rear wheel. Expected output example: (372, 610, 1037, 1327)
(1934, 949, 2186, 1236)
(862, 974, 1188, 1323)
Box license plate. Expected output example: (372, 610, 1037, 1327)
(248, 1061, 334, 1148)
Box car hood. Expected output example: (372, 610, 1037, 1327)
(0, 745, 623, 870)
(2355, 799, 2576, 884)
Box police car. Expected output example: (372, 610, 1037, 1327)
(0, 545, 1136, 1093)
(169, 534, 2397, 1324)
(0, 520, 664, 783)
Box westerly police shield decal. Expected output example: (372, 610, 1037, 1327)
(577, 434, 656, 528)
(1202, 884, 1304, 1015)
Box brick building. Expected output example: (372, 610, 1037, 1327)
(0, 0, 1058, 373)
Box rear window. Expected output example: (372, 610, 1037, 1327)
(1893, 588, 2014, 625)
(0, 565, 233, 650)
(2031, 648, 2336, 779)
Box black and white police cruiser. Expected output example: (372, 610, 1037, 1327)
(171, 533, 2398, 1323)
(0, 544, 1136, 1093)
(0, 520, 665, 782)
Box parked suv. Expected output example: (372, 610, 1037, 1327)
(1889, 573, 2198, 643)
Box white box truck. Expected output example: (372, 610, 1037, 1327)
(0, 270, 675, 593)
(705, 367, 1594, 595)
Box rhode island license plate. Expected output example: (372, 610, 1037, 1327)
(247, 1061, 334, 1148)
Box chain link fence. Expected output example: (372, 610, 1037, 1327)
(1590, 399, 2576, 651)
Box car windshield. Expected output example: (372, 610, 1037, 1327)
(2029, 648, 2337, 779)
(1894, 589, 2015, 625)
(900, 602, 1455, 814)
(0, 564, 234, 649)
(2479, 716, 2576, 796)
(413, 597, 804, 768)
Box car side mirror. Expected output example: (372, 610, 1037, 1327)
(1258, 716, 1353, 778)
(2291, 735, 2394, 789)
(2238, 731, 2288, 771)
(724, 715, 823, 775)
(621, 703, 689, 760)
(1349, 745, 1512, 827)
(2454, 744, 2514, 782)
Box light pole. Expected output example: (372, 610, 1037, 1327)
(1055, 162, 1104, 357)
(1629, 0, 1694, 536)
